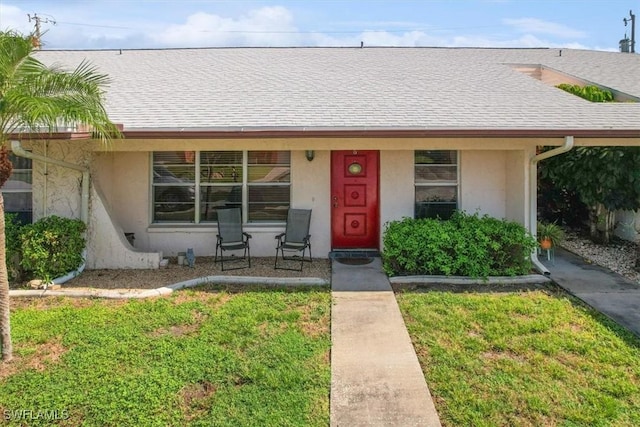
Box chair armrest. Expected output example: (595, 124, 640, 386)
(275, 233, 285, 240)
(243, 232, 252, 239)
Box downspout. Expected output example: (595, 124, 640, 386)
(530, 136, 574, 276)
(11, 140, 89, 223)
(11, 140, 89, 285)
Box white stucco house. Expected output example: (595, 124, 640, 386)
(4, 47, 640, 269)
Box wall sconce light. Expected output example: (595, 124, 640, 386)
(305, 150, 315, 161)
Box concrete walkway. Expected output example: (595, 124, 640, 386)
(330, 257, 441, 427)
(542, 247, 640, 338)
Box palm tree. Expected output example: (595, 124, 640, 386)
(0, 31, 120, 361)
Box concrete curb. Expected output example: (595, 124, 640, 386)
(9, 276, 330, 299)
(389, 274, 552, 286)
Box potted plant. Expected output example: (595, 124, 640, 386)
(537, 221, 564, 250)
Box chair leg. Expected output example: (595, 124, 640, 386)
(299, 248, 304, 271)
(215, 243, 223, 270)
(274, 245, 282, 269)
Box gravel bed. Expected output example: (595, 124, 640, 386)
(59, 256, 331, 290)
(561, 230, 640, 284)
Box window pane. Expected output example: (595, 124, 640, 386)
(3, 192, 31, 213)
(200, 165, 242, 184)
(248, 151, 290, 165)
(248, 205, 289, 222)
(153, 186, 195, 222)
(153, 152, 195, 183)
(416, 186, 457, 203)
(248, 185, 290, 222)
(200, 185, 241, 222)
(201, 151, 243, 165)
(153, 165, 195, 183)
(2, 172, 32, 190)
(415, 203, 457, 220)
(200, 151, 242, 183)
(9, 154, 31, 170)
(415, 165, 457, 184)
(248, 166, 290, 183)
(3, 154, 32, 222)
(415, 150, 457, 164)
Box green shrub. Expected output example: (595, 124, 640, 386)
(20, 215, 86, 283)
(382, 211, 537, 278)
(5, 213, 25, 282)
(556, 83, 614, 102)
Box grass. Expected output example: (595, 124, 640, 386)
(396, 286, 640, 426)
(0, 285, 330, 426)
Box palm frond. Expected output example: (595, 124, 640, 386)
(0, 30, 121, 144)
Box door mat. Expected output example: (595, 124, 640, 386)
(335, 258, 374, 266)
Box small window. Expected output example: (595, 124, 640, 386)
(415, 150, 458, 219)
(2, 153, 32, 224)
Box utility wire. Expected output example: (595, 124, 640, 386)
(53, 20, 502, 34)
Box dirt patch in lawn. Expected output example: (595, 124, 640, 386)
(1, 336, 67, 380)
(298, 304, 330, 339)
(179, 381, 217, 421)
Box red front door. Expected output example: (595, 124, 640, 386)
(331, 150, 379, 249)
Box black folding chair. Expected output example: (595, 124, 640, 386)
(274, 209, 312, 271)
(214, 208, 251, 271)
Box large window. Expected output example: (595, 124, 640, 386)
(415, 150, 458, 220)
(152, 151, 290, 224)
(1, 153, 32, 224)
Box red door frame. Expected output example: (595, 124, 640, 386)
(330, 150, 380, 249)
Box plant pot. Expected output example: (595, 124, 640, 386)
(539, 238, 553, 250)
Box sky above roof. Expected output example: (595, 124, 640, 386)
(0, 0, 636, 51)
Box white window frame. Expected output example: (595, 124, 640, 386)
(414, 150, 460, 219)
(150, 150, 290, 225)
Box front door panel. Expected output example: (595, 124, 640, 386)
(331, 150, 379, 249)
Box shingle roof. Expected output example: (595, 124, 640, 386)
(34, 47, 640, 132)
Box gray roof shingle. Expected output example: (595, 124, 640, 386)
(34, 47, 640, 132)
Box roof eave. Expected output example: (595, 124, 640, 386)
(7, 128, 639, 141)
(120, 128, 640, 139)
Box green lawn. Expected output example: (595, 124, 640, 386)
(0, 285, 330, 426)
(396, 286, 640, 427)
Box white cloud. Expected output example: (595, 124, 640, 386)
(503, 18, 586, 39)
(0, 2, 606, 51)
(0, 4, 36, 34)
(152, 6, 301, 47)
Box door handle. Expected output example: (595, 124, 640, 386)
(332, 196, 338, 208)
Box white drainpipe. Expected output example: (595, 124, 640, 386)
(11, 140, 89, 223)
(530, 135, 574, 276)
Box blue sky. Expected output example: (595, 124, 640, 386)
(0, 0, 637, 51)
